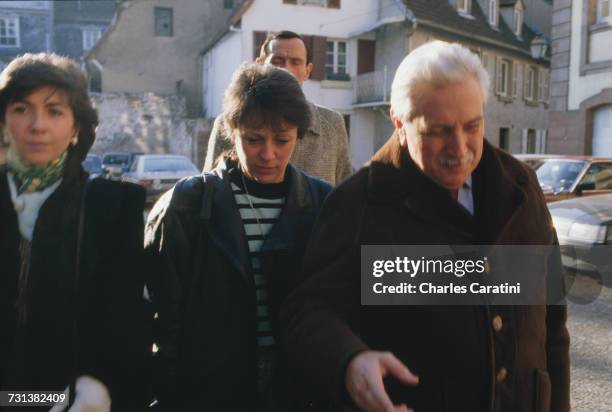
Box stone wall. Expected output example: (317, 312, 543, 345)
(90, 92, 194, 159)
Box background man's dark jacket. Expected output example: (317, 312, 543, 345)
(281, 136, 570, 412)
(0, 168, 150, 411)
(145, 161, 332, 411)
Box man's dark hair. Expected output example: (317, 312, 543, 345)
(0, 53, 98, 160)
(259, 30, 312, 64)
(222, 62, 311, 141)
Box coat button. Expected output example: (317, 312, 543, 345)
(496, 367, 508, 382)
(492, 315, 503, 332)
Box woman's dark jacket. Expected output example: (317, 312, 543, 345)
(0, 159, 150, 410)
(144, 160, 332, 411)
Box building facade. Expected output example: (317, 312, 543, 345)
(0, 1, 52, 68)
(549, 0, 612, 156)
(53, 0, 116, 60)
(85, 0, 241, 117)
(351, 0, 553, 165)
(202, 0, 552, 169)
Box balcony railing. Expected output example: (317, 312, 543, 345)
(353, 66, 390, 105)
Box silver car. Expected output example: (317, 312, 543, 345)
(549, 194, 612, 286)
(122, 154, 199, 203)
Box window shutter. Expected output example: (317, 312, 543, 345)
(327, 0, 341, 8)
(533, 68, 539, 101)
(310, 35, 327, 81)
(541, 129, 548, 153)
(495, 57, 502, 95)
(539, 69, 549, 102)
(512, 62, 519, 98)
(253, 30, 268, 61)
(535, 130, 542, 154)
(523, 65, 529, 99)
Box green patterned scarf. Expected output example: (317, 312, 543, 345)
(7, 147, 67, 195)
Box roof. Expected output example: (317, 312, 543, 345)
(403, 0, 541, 59)
(200, 0, 254, 56)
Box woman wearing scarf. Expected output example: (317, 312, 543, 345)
(0, 54, 149, 411)
(145, 63, 333, 411)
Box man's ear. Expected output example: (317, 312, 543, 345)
(255, 57, 263, 64)
(305, 62, 313, 80)
(390, 108, 408, 148)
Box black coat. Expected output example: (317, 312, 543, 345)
(0, 167, 150, 411)
(281, 136, 570, 412)
(145, 161, 332, 411)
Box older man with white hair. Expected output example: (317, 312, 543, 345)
(281, 41, 569, 411)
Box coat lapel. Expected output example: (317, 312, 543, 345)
(205, 167, 252, 283)
(261, 164, 311, 252)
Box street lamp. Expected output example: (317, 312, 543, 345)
(530, 35, 548, 60)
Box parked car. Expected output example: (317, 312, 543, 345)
(533, 156, 612, 202)
(513, 154, 564, 170)
(101, 152, 141, 180)
(82, 154, 103, 177)
(122, 154, 199, 203)
(548, 194, 612, 285)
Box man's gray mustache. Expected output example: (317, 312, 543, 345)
(439, 152, 475, 167)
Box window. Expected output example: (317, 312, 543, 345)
(499, 127, 510, 151)
(580, 163, 612, 189)
(598, 0, 611, 23)
(0, 16, 19, 47)
(283, 0, 341, 8)
(457, 0, 471, 14)
(514, 8, 523, 36)
(538, 68, 549, 103)
(524, 66, 537, 101)
(82, 28, 102, 51)
(496, 58, 510, 97)
(526, 129, 536, 153)
(154, 7, 173, 37)
(224, 0, 233, 9)
(489, 0, 498, 26)
(325, 40, 348, 80)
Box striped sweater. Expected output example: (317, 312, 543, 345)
(230, 169, 287, 347)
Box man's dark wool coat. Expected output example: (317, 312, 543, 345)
(281, 135, 570, 412)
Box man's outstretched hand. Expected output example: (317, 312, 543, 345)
(345, 351, 419, 412)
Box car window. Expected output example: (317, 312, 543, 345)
(129, 158, 139, 172)
(103, 154, 130, 165)
(143, 157, 197, 172)
(536, 160, 586, 193)
(579, 163, 612, 190)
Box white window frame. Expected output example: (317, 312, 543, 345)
(514, 8, 523, 36)
(457, 0, 471, 14)
(299, 0, 327, 6)
(496, 57, 510, 97)
(538, 68, 549, 103)
(598, 0, 611, 23)
(489, 0, 498, 27)
(524, 65, 537, 101)
(325, 39, 348, 80)
(82, 28, 102, 51)
(0, 16, 19, 48)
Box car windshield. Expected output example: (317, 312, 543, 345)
(536, 160, 586, 193)
(82, 156, 102, 172)
(143, 157, 197, 172)
(103, 154, 130, 165)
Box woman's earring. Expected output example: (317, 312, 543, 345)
(71, 135, 79, 146)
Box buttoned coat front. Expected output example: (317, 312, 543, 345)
(281, 135, 570, 412)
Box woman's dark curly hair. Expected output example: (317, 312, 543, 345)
(0, 53, 98, 163)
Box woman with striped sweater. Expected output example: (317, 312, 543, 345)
(145, 63, 332, 411)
